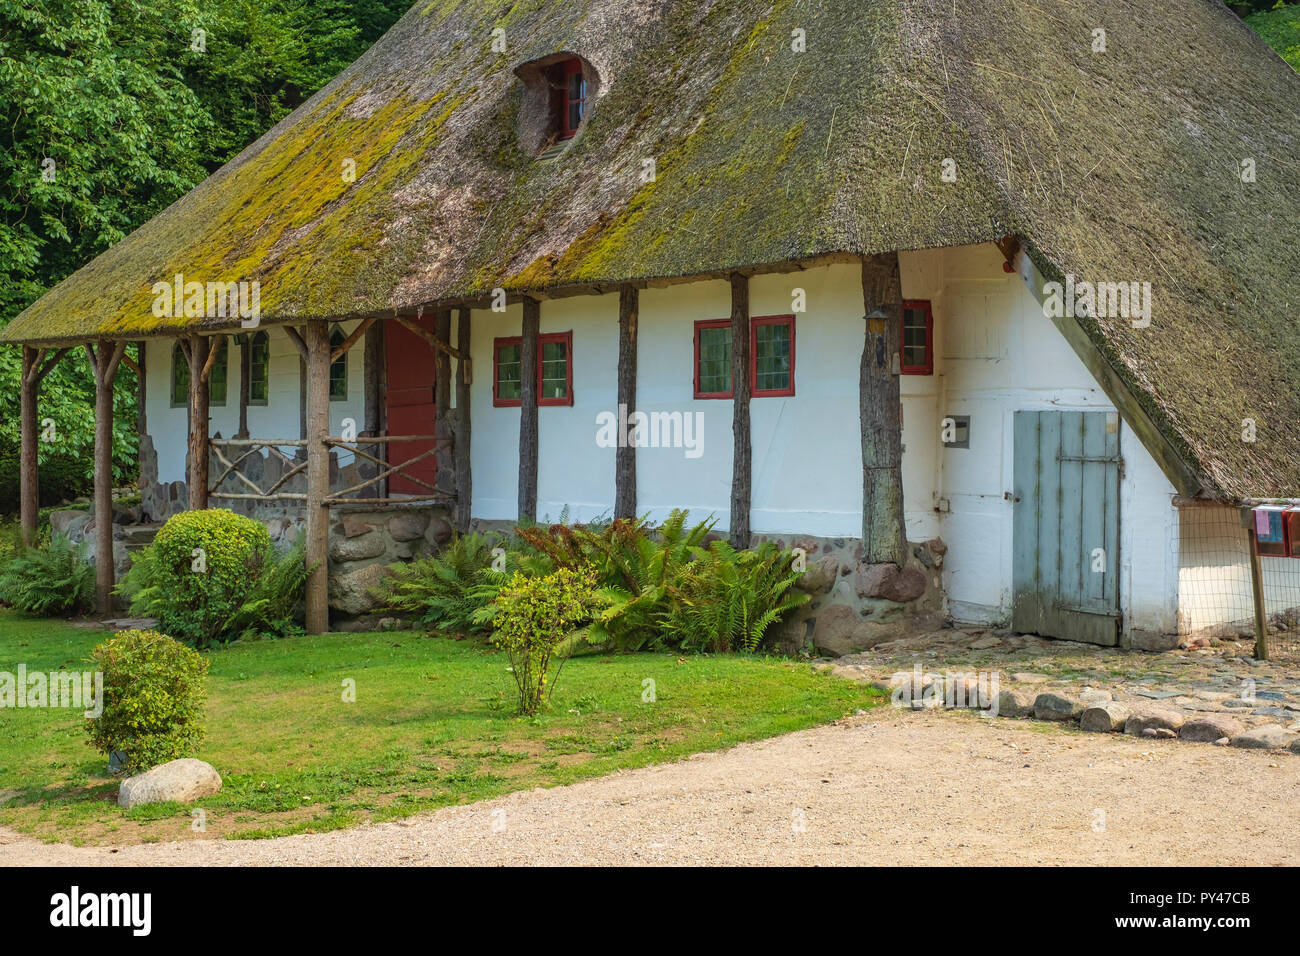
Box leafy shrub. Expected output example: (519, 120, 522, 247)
(490, 566, 601, 715)
(663, 540, 811, 652)
(0, 533, 94, 616)
(120, 509, 309, 647)
(86, 629, 209, 773)
(375, 533, 499, 636)
(516, 510, 714, 651)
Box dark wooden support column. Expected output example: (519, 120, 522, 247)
(454, 307, 472, 533)
(20, 347, 41, 547)
(518, 297, 540, 522)
(185, 335, 212, 510)
(304, 321, 331, 634)
(85, 341, 127, 614)
(135, 342, 147, 439)
(363, 318, 386, 498)
(616, 286, 639, 520)
(729, 274, 752, 549)
(433, 309, 454, 495)
(236, 335, 251, 439)
(20, 346, 70, 545)
(860, 252, 908, 566)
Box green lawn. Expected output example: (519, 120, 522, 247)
(0, 611, 879, 845)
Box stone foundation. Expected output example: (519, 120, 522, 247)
(754, 533, 948, 657)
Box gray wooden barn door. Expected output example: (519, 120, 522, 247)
(1012, 410, 1121, 646)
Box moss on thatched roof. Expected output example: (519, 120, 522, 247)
(5, 0, 1299, 498)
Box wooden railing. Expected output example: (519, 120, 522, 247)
(208, 435, 454, 507)
(324, 435, 454, 506)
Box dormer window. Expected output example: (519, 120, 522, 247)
(553, 58, 586, 139)
(514, 53, 600, 157)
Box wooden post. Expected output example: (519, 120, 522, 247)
(518, 297, 540, 522)
(433, 309, 454, 494)
(860, 253, 908, 567)
(305, 321, 331, 634)
(1248, 528, 1270, 660)
(19, 347, 40, 547)
(616, 286, 638, 520)
(729, 274, 751, 549)
(454, 307, 472, 533)
(20, 346, 70, 545)
(86, 342, 127, 614)
(236, 335, 250, 439)
(186, 335, 211, 510)
(363, 318, 386, 498)
(135, 342, 147, 439)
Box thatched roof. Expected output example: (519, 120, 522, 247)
(5, 0, 1299, 499)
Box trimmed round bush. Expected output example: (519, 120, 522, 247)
(147, 509, 274, 647)
(86, 629, 209, 773)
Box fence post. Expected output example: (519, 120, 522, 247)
(1248, 528, 1269, 660)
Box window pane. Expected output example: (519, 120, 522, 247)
(754, 321, 791, 392)
(172, 345, 189, 405)
(497, 343, 522, 401)
(249, 333, 269, 403)
(698, 327, 731, 394)
(541, 339, 568, 399)
(329, 329, 347, 399)
(903, 306, 929, 368)
(210, 344, 228, 405)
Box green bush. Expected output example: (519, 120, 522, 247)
(120, 509, 309, 647)
(516, 510, 713, 651)
(85, 629, 209, 773)
(663, 540, 810, 652)
(0, 533, 94, 616)
(490, 566, 602, 715)
(375, 532, 499, 636)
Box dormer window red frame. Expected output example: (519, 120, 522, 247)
(901, 299, 934, 375)
(556, 58, 586, 139)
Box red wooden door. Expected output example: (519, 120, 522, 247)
(385, 317, 437, 495)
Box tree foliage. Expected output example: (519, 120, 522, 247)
(0, 0, 408, 500)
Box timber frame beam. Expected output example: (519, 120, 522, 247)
(518, 297, 540, 522)
(19, 346, 70, 545)
(84, 341, 128, 614)
(860, 253, 908, 567)
(729, 273, 751, 549)
(615, 285, 639, 519)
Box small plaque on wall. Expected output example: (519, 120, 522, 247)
(942, 415, 971, 449)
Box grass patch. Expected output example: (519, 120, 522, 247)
(0, 611, 880, 844)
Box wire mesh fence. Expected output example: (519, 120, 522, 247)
(1177, 502, 1300, 661)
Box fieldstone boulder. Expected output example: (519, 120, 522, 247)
(796, 555, 839, 595)
(1034, 693, 1084, 722)
(339, 515, 376, 538)
(855, 563, 928, 603)
(1080, 703, 1131, 733)
(1230, 725, 1299, 750)
(811, 605, 895, 657)
(425, 515, 454, 547)
(1125, 708, 1186, 736)
(49, 509, 91, 540)
(887, 669, 940, 706)
(1179, 714, 1246, 743)
(117, 758, 221, 809)
(995, 689, 1036, 718)
(328, 562, 394, 616)
(388, 512, 431, 543)
(329, 530, 388, 562)
(1128, 629, 1180, 652)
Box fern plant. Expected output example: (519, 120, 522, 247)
(376, 532, 523, 637)
(662, 540, 810, 653)
(0, 533, 95, 617)
(515, 510, 715, 651)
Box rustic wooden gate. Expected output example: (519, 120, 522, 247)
(1012, 410, 1121, 646)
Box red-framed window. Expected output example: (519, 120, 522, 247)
(554, 58, 586, 139)
(493, 331, 574, 407)
(693, 315, 795, 399)
(901, 299, 934, 375)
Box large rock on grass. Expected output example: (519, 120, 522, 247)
(118, 758, 221, 809)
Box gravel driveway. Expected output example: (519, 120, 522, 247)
(4, 709, 1298, 866)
